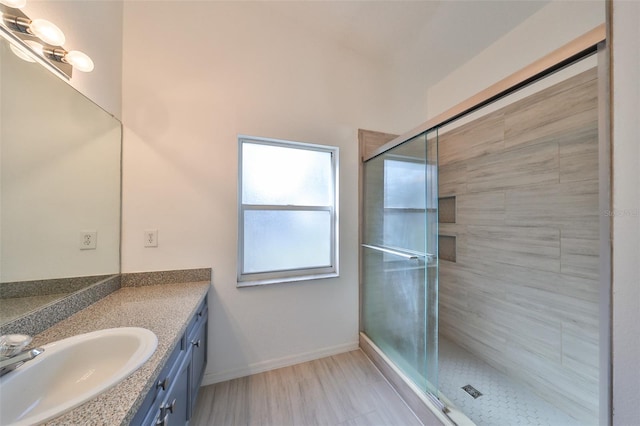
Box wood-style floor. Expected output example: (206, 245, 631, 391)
(191, 350, 422, 426)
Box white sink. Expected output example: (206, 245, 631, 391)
(0, 327, 157, 426)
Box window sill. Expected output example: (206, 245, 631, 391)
(237, 272, 339, 288)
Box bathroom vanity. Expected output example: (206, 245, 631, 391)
(1, 17, 212, 426)
(25, 274, 210, 426)
(131, 296, 208, 425)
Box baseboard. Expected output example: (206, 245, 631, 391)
(201, 340, 359, 386)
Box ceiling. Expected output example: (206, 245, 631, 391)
(260, 0, 550, 85)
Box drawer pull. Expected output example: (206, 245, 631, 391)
(156, 413, 168, 426)
(157, 377, 170, 390)
(192, 339, 201, 348)
(160, 398, 176, 417)
(158, 397, 176, 422)
(198, 310, 204, 317)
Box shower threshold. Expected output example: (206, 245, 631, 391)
(359, 332, 475, 426)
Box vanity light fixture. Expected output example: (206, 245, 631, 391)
(27, 18, 65, 46)
(0, 0, 26, 9)
(63, 49, 94, 72)
(0, 2, 94, 78)
(2, 14, 65, 46)
(44, 47, 94, 72)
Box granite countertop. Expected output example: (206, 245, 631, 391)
(0, 293, 67, 324)
(29, 280, 210, 426)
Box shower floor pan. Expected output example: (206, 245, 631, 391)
(439, 336, 585, 426)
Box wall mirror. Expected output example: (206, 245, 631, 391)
(0, 32, 121, 326)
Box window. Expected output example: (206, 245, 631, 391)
(238, 136, 339, 286)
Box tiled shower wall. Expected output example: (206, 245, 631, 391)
(437, 68, 599, 423)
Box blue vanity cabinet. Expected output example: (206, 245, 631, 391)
(131, 296, 208, 426)
(131, 337, 185, 425)
(188, 303, 208, 418)
(153, 349, 191, 426)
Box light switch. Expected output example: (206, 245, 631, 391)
(144, 229, 158, 247)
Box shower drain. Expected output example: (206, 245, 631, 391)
(462, 384, 483, 399)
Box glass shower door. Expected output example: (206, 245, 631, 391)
(362, 129, 438, 394)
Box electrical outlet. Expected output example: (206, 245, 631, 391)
(80, 230, 97, 250)
(144, 229, 158, 247)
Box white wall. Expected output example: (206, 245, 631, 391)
(121, 1, 393, 382)
(426, 0, 605, 119)
(611, 1, 640, 424)
(22, 0, 123, 118)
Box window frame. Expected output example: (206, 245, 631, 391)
(237, 135, 339, 287)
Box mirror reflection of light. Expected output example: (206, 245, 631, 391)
(8, 39, 42, 62)
(0, 0, 27, 9)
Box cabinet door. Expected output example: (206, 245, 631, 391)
(132, 338, 185, 426)
(157, 349, 191, 426)
(189, 317, 207, 418)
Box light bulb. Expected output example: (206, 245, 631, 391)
(65, 50, 94, 72)
(9, 39, 43, 62)
(29, 18, 65, 46)
(0, 0, 27, 8)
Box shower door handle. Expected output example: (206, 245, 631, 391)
(361, 244, 420, 260)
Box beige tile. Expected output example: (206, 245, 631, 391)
(438, 161, 467, 196)
(338, 410, 384, 426)
(439, 111, 505, 166)
(561, 231, 599, 280)
(466, 141, 559, 193)
(463, 287, 563, 363)
(436, 66, 601, 425)
(558, 124, 599, 183)
(456, 254, 599, 303)
(506, 284, 599, 330)
(193, 351, 420, 426)
(190, 383, 215, 425)
(263, 369, 296, 426)
(438, 266, 469, 314)
(504, 69, 597, 149)
(504, 345, 598, 424)
(505, 180, 599, 230)
(562, 321, 599, 382)
(371, 381, 423, 426)
(456, 191, 505, 225)
(444, 309, 510, 363)
(464, 225, 561, 272)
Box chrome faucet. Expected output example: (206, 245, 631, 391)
(0, 334, 44, 377)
